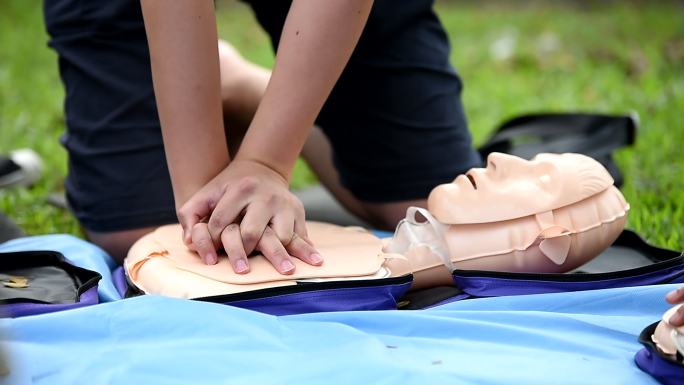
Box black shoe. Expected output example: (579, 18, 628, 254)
(0, 149, 43, 188)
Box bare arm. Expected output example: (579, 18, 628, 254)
(140, 0, 229, 207)
(141, 0, 374, 275)
(236, 0, 374, 180)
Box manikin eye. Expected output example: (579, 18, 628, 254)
(466, 173, 477, 189)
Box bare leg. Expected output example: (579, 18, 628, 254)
(218, 40, 270, 157)
(86, 227, 157, 264)
(300, 126, 425, 230)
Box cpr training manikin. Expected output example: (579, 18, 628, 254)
(652, 305, 684, 364)
(124, 152, 630, 299)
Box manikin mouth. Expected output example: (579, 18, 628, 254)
(466, 173, 478, 190)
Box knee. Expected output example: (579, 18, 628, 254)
(218, 39, 268, 110)
(218, 40, 247, 97)
(359, 200, 427, 231)
(86, 227, 157, 264)
(364, 212, 404, 231)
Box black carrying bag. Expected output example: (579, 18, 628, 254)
(0, 250, 102, 317)
(478, 112, 638, 187)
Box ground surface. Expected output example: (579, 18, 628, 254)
(1, 1, 682, 250)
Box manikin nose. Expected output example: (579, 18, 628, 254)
(486, 152, 529, 173)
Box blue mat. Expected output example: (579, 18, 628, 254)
(0, 235, 670, 385)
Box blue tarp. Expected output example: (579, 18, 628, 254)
(0, 235, 670, 385)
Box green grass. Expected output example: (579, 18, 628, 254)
(1, 1, 683, 250)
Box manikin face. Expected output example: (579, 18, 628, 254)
(428, 152, 614, 224)
(652, 305, 684, 359)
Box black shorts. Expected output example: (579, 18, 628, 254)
(43, 0, 481, 232)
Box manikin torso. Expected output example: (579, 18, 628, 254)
(125, 152, 629, 298)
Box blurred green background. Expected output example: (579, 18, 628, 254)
(1, 0, 683, 249)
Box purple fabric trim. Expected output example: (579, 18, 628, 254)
(112, 266, 127, 298)
(225, 281, 412, 316)
(3, 285, 99, 318)
(635, 347, 684, 385)
(453, 264, 684, 297)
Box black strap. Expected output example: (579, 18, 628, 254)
(0, 212, 23, 244)
(478, 112, 638, 187)
(399, 285, 464, 310)
(612, 229, 682, 263)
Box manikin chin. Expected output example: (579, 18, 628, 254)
(125, 152, 629, 298)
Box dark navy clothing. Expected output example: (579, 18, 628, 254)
(43, 0, 481, 232)
(43, 0, 176, 231)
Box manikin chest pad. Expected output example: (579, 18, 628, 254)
(384, 152, 629, 286)
(125, 223, 412, 299)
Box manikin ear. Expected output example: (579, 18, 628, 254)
(538, 226, 571, 265)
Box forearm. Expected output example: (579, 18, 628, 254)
(236, 0, 373, 181)
(140, 0, 229, 207)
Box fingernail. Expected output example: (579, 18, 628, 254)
(667, 289, 680, 302)
(205, 253, 217, 265)
(310, 253, 323, 265)
(235, 259, 249, 274)
(670, 311, 684, 326)
(280, 260, 295, 274)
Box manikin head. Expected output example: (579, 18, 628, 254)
(652, 305, 684, 361)
(385, 152, 629, 285)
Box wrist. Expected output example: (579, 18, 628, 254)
(232, 155, 292, 185)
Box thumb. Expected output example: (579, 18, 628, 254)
(177, 192, 216, 246)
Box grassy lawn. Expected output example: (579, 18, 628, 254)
(1, 1, 683, 250)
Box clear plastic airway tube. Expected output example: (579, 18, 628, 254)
(384, 206, 453, 272)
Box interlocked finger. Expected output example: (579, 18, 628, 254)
(240, 202, 272, 255)
(191, 222, 217, 265)
(207, 187, 248, 246)
(256, 227, 296, 275)
(285, 233, 323, 266)
(221, 224, 249, 274)
(271, 210, 296, 246)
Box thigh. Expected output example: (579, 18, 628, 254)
(246, 0, 482, 204)
(44, 0, 177, 233)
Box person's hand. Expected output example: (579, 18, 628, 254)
(177, 159, 323, 274)
(666, 286, 684, 326)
